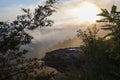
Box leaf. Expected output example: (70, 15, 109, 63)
(101, 24, 114, 30)
(111, 5, 117, 13)
(98, 9, 109, 17)
(21, 8, 28, 13)
(0, 22, 4, 25)
(103, 33, 113, 39)
(101, 27, 112, 30)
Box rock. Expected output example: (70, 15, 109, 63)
(42, 47, 82, 72)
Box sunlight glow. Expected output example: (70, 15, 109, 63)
(77, 2, 101, 23)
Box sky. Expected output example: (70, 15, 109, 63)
(0, 0, 120, 58)
(0, 0, 37, 7)
(0, 0, 40, 21)
(0, 0, 120, 23)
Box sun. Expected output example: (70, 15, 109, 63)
(77, 2, 101, 23)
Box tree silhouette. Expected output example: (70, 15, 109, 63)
(97, 5, 120, 79)
(0, 0, 57, 80)
(77, 27, 112, 80)
(97, 5, 120, 61)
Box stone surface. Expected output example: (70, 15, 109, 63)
(42, 47, 82, 72)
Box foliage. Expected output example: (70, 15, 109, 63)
(77, 26, 99, 47)
(34, 71, 56, 80)
(97, 5, 120, 79)
(97, 5, 120, 60)
(55, 68, 80, 80)
(77, 27, 113, 80)
(0, 0, 57, 80)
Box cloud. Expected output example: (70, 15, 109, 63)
(0, 6, 22, 21)
(25, 26, 80, 58)
(87, 0, 120, 10)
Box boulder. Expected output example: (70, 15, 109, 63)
(42, 47, 82, 72)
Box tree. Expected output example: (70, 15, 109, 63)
(97, 5, 120, 79)
(97, 5, 120, 61)
(0, 0, 57, 80)
(77, 27, 112, 80)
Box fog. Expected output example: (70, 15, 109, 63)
(25, 25, 82, 58)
